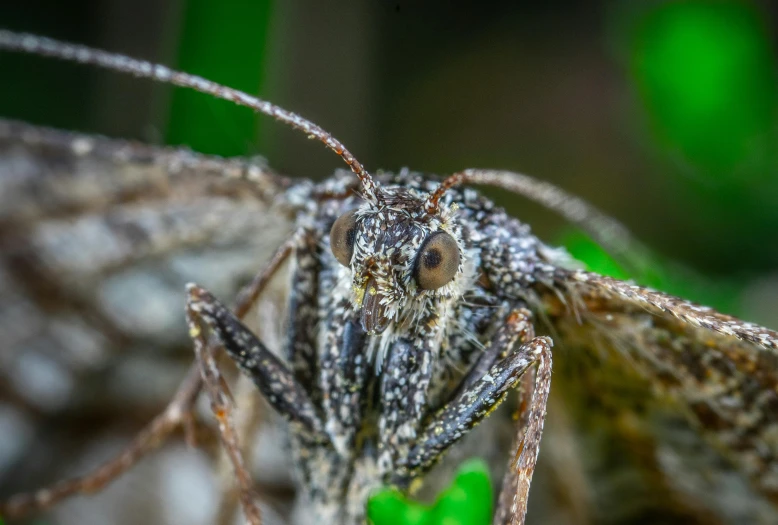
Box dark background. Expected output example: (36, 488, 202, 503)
(1, 0, 777, 324)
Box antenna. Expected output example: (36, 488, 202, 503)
(424, 169, 652, 277)
(0, 30, 380, 201)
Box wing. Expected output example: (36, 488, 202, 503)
(533, 269, 778, 523)
(0, 120, 296, 517)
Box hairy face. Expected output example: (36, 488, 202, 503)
(329, 186, 467, 335)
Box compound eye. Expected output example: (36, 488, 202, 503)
(330, 210, 359, 267)
(415, 231, 460, 290)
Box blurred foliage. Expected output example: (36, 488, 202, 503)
(553, 0, 778, 322)
(626, 1, 776, 178)
(611, 0, 778, 275)
(367, 459, 493, 525)
(559, 230, 632, 282)
(166, 0, 273, 156)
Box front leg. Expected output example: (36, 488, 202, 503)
(493, 340, 553, 525)
(378, 315, 443, 469)
(186, 285, 328, 442)
(390, 310, 552, 525)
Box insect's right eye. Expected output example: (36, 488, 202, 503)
(330, 210, 359, 267)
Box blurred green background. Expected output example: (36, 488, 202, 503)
(1, 0, 776, 326)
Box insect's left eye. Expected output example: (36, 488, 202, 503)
(330, 209, 359, 267)
(414, 232, 460, 290)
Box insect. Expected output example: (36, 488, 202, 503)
(1, 30, 777, 525)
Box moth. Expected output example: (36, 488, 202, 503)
(1, 30, 777, 525)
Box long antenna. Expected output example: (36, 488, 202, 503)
(0, 30, 380, 201)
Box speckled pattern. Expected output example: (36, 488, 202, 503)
(5, 31, 778, 524)
(184, 168, 562, 524)
(2, 30, 778, 521)
(546, 269, 778, 519)
(4, 118, 778, 525)
(186, 164, 778, 524)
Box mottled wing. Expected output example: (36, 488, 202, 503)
(0, 120, 295, 515)
(532, 269, 778, 524)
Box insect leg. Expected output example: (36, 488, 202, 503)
(378, 331, 439, 468)
(188, 305, 263, 525)
(0, 365, 201, 519)
(394, 311, 552, 487)
(457, 308, 535, 393)
(186, 285, 328, 442)
(494, 339, 553, 525)
(319, 303, 369, 456)
(285, 229, 321, 389)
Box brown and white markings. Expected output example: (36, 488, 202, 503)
(1, 31, 777, 525)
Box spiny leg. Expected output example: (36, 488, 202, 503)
(286, 229, 321, 389)
(393, 310, 551, 486)
(184, 231, 322, 525)
(457, 308, 534, 393)
(188, 309, 263, 525)
(186, 233, 316, 525)
(307, 292, 372, 521)
(494, 339, 553, 525)
(378, 317, 443, 468)
(214, 239, 302, 525)
(319, 300, 369, 456)
(0, 365, 201, 519)
(186, 285, 327, 442)
(400, 338, 551, 482)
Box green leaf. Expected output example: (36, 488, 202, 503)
(558, 229, 631, 281)
(367, 458, 493, 525)
(166, 0, 273, 157)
